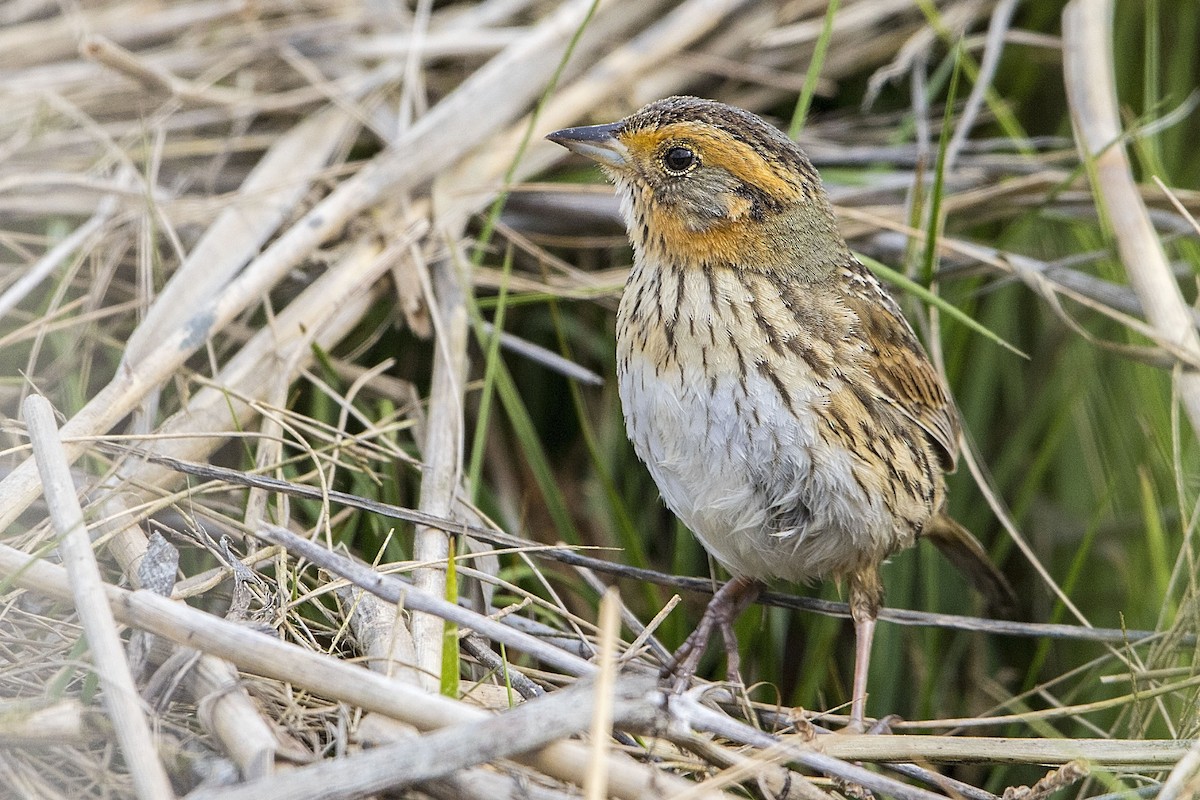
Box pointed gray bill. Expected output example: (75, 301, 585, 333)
(545, 122, 629, 169)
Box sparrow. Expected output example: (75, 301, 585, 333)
(547, 96, 1010, 729)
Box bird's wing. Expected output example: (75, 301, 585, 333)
(840, 261, 960, 470)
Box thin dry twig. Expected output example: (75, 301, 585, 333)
(813, 735, 1186, 768)
(584, 588, 620, 800)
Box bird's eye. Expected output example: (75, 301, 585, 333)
(662, 146, 696, 174)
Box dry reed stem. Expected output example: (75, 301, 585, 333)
(812, 734, 1189, 768)
(1062, 0, 1200, 437)
(183, 652, 278, 782)
(584, 587, 620, 800)
(24, 396, 175, 800)
(412, 249, 470, 690)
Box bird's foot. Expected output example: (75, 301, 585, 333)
(839, 712, 897, 735)
(663, 576, 761, 692)
(865, 714, 898, 735)
(665, 609, 718, 692)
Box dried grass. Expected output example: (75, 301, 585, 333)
(0, 0, 1196, 798)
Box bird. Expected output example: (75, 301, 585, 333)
(546, 96, 1011, 730)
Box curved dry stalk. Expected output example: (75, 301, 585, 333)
(1062, 0, 1200, 438)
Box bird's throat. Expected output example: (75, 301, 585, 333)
(627, 190, 848, 280)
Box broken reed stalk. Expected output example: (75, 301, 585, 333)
(24, 396, 175, 800)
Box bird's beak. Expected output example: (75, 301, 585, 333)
(545, 122, 629, 170)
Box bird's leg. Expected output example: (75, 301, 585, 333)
(667, 576, 761, 692)
(847, 568, 883, 732)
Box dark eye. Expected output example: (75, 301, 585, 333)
(662, 146, 696, 174)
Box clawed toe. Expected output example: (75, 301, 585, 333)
(664, 616, 715, 692)
(662, 576, 761, 692)
(865, 714, 898, 735)
(839, 712, 898, 735)
(716, 614, 743, 686)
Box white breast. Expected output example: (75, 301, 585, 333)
(616, 267, 897, 583)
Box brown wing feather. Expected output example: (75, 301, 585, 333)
(841, 262, 960, 470)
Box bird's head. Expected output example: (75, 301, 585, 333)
(547, 96, 850, 277)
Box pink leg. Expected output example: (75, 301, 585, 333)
(848, 613, 875, 732)
(847, 568, 882, 732)
(667, 576, 761, 691)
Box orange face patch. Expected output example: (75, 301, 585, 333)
(618, 122, 801, 204)
(639, 199, 766, 267)
(617, 122, 806, 269)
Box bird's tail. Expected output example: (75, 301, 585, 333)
(923, 514, 1017, 617)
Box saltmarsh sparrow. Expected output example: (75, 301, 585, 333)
(547, 96, 1010, 729)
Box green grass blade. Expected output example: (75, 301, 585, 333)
(466, 245, 514, 501)
(919, 49, 961, 286)
(789, 0, 840, 139)
(493, 361, 581, 544)
(440, 535, 461, 698)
